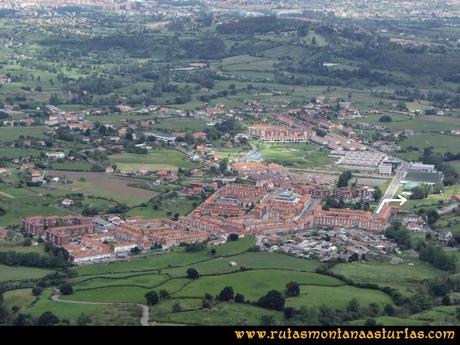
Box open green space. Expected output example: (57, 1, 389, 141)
(0, 264, 54, 283)
(255, 142, 335, 168)
(110, 148, 198, 172)
(0, 127, 47, 142)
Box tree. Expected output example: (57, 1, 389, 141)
(384, 304, 395, 316)
(337, 171, 352, 187)
(22, 237, 32, 247)
(38, 311, 59, 325)
(411, 186, 427, 200)
(234, 293, 245, 303)
(186, 268, 200, 280)
(368, 303, 380, 317)
(172, 303, 182, 312)
(373, 187, 383, 201)
(379, 115, 392, 123)
(285, 281, 300, 297)
(218, 286, 234, 301)
(59, 283, 73, 295)
(364, 318, 377, 326)
(257, 290, 285, 311)
(145, 291, 159, 306)
(347, 298, 361, 314)
(32, 286, 43, 296)
(77, 313, 92, 326)
(260, 314, 275, 326)
(227, 233, 239, 242)
(159, 290, 170, 300)
(283, 307, 296, 319)
(219, 158, 228, 174)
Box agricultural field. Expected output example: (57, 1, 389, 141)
(126, 196, 196, 219)
(47, 238, 408, 325)
(45, 171, 158, 207)
(0, 264, 54, 283)
(152, 117, 208, 132)
(0, 182, 72, 226)
(110, 148, 198, 172)
(0, 127, 47, 142)
(329, 256, 445, 299)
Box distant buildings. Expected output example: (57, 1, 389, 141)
(312, 204, 393, 232)
(248, 124, 312, 142)
(402, 162, 443, 187)
(333, 150, 388, 172)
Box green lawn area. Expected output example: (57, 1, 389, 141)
(174, 270, 344, 301)
(126, 196, 196, 218)
(0, 184, 71, 226)
(255, 142, 334, 168)
(351, 316, 428, 326)
(331, 258, 443, 284)
(110, 148, 198, 172)
(0, 243, 46, 254)
(152, 117, 208, 132)
(25, 288, 140, 325)
(285, 285, 394, 310)
(0, 127, 47, 142)
(398, 133, 460, 157)
(0, 147, 42, 159)
(408, 305, 458, 326)
(51, 161, 94, 171)
(152, 302, 285, 326)
(329, 258, 444, 298)
(227, 252, 322, 272)
(3, 288, 36, 311)
(0, 264, 54, 283)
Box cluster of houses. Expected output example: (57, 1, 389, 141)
(259, 227, 398, 262)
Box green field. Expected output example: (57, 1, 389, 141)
(152, 302, 284, 326)
(126, 196, 196, 219)
(55, 239, 410, 325)
(0, 264, 54, 283)
(25, 288, 141, 325)
(255, 142, 335, 168)
(285, 285, 393, 310)
(51, 161, 95, 171)
(110, 148, 198, 172)
(329, 257, 444, 297)
(2, 288, 36, 311)
(0, 127, 47, 142)
(152, 117, 208, 132)
(0, 183, 72, 226)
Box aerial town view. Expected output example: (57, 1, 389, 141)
(0, 0, 459, 337)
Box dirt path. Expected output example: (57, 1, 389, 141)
(0, 191, 15, 199)
(51, 292, 150, 326)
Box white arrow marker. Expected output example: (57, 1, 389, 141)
(376, 195, 407, 214)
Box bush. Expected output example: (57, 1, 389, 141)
(285, 281, 300, 297)
(217, 286, 234, 301)
(145, 291, 159, 306)
(32, 286, 43, 296)
(37, 311, 59, 326)
(186, 268, 199, 280)
(234, 293, 245, 303)
(257, 290, 285, 311)
(59, 283, 73, 295)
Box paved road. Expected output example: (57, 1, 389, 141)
(51, 292, 150, 326)
(375, 161, 409, 216)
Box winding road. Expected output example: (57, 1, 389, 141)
(51, 291, 150, 326)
